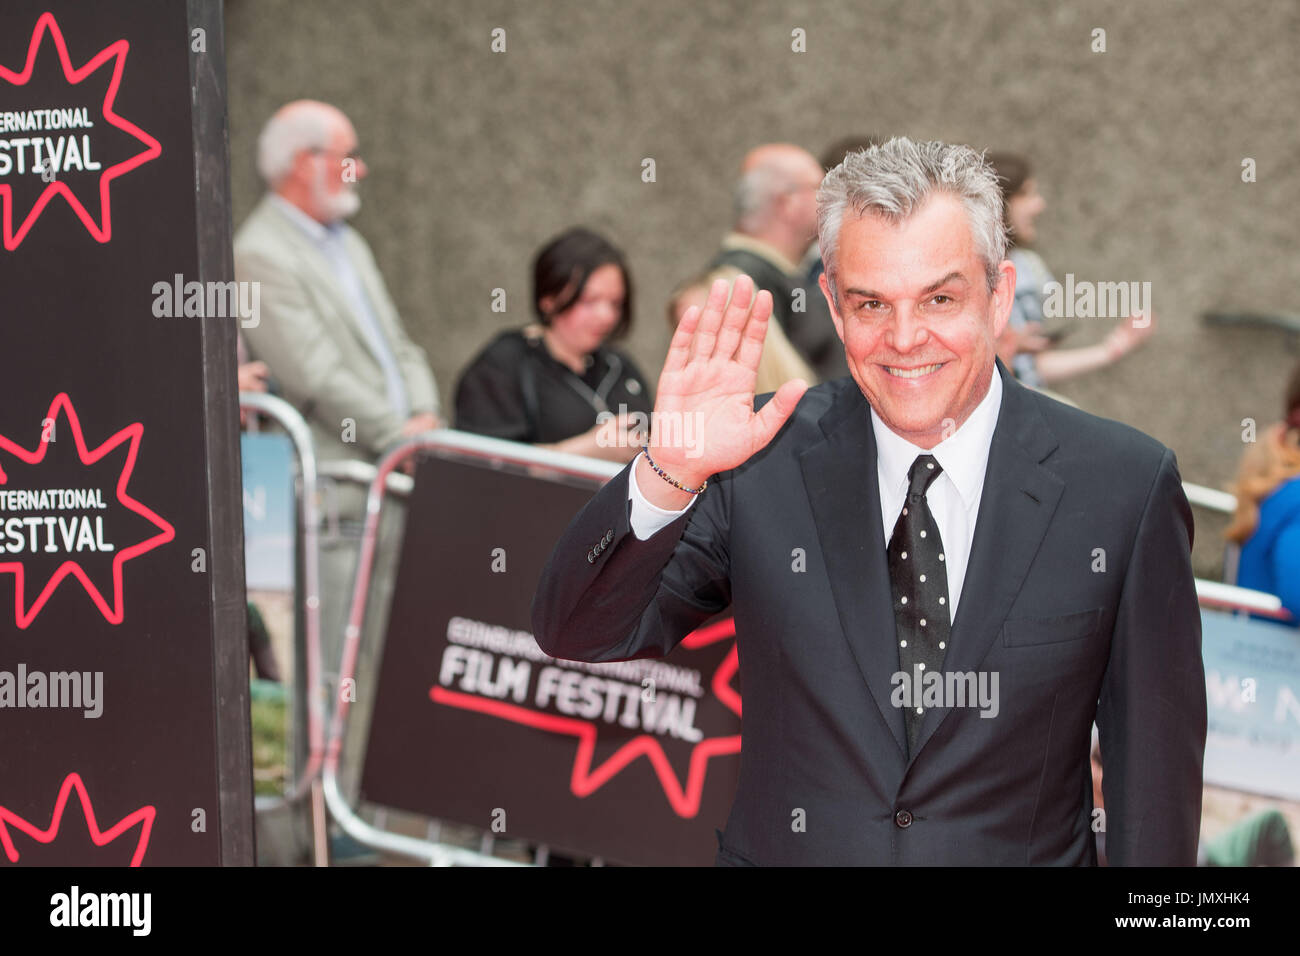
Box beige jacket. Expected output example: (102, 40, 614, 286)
(234, 195, 440, 483)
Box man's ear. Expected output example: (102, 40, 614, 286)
(819, 271, 845, 341)
(990, 258, 1016, 340)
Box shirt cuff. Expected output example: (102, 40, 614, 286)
(627, 455, 698, 540)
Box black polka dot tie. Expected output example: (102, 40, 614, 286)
(888, 454, 952, 756)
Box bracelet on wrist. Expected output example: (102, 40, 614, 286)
(641, 446, 707, 495)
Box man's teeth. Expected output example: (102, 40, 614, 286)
(885, 363, 943, 378)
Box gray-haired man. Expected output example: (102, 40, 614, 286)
(234, 101, 441, 830)
(708, 143, 849, 382)
(533, 137, 1206, 866)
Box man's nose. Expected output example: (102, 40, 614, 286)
(887, 306, 929, 352)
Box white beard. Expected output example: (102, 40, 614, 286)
(312, 165, 361, 222)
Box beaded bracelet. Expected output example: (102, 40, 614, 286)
(641, 445, 708, 495)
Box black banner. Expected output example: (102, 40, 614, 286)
(362, 453, 742, 865)
(0, 1, 252, 865)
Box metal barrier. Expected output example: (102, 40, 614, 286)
(1196, 579, 1291, 619)
(1183, 481, 1236, 516)
(1182, 480, 1293, 620)
(1183, 479, 1244, 585)
(321, 429, 620, 866)
(239, 392, 329, 867)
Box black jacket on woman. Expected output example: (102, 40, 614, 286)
(454, 328, 654, 444)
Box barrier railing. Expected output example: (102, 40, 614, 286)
(321, 429, 620, 866)
(1196, 580, 1292, 620)
(1182, 481, 1236, 516)
(239, 392, 329, 867)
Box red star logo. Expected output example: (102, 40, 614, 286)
(0, 11, 162, 251)
(0, 772, 155, 866)
(431, 618, 741, 818)
(0, 393, 175, 628)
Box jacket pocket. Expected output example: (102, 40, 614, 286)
(1002, 606, 1103, 647)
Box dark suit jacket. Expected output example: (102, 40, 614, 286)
(531, 358, 1206, 865)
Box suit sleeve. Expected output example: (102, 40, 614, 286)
(1096, 447, 1207, 865)
(236, 247, 408, 456)
(531, 457, 731, 663)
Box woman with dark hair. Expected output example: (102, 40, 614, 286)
(1226, 362, 1300, 627)
(987, 151, 1156, 389)
(454, 227, 653, 461)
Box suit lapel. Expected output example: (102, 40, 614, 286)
(907, 360, 1063, 762)
(799, 360, 1064, 765)
(800, 384, 909, 757)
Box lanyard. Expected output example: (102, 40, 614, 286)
(560, 351, 623, 415)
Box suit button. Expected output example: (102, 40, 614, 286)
(587, 551, 595, 564)
(604, 530, 613, 543)
(894, 810, 913, 828)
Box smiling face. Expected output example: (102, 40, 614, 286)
(819, 192, 1015, 448)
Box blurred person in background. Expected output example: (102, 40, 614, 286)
(1090, 727, 1108, 866)
(987, 152, 1156, 389)
(668, 265, 814, 397)
(708, 143, 848, 381)
(236, 100, 443, 472)
(235, 101, 440, 852)
(455, 227, 653, 462)
(1225, 361, 1300, 627)
(236, 330, 271, 428)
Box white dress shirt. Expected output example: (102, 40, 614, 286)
(627, 366, 1004, 624)
(270, 194, 411, 420)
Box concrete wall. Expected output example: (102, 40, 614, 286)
(225, 0, 1300, 571)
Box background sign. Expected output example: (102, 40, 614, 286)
(1202, 609, 1300, 800)
(362, 454, 741, 866)
(0, 1, 252, 865)
(241, 433, 294, 592)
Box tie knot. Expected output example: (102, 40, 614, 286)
(907, 454, 943, 498)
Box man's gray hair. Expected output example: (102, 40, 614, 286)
(816, 137, 1007, 306)
(256, 103, 334, 188)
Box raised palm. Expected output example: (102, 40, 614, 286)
(650, 275, 809, 484)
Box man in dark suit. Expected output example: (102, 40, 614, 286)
(532, 138, 1206, 865)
